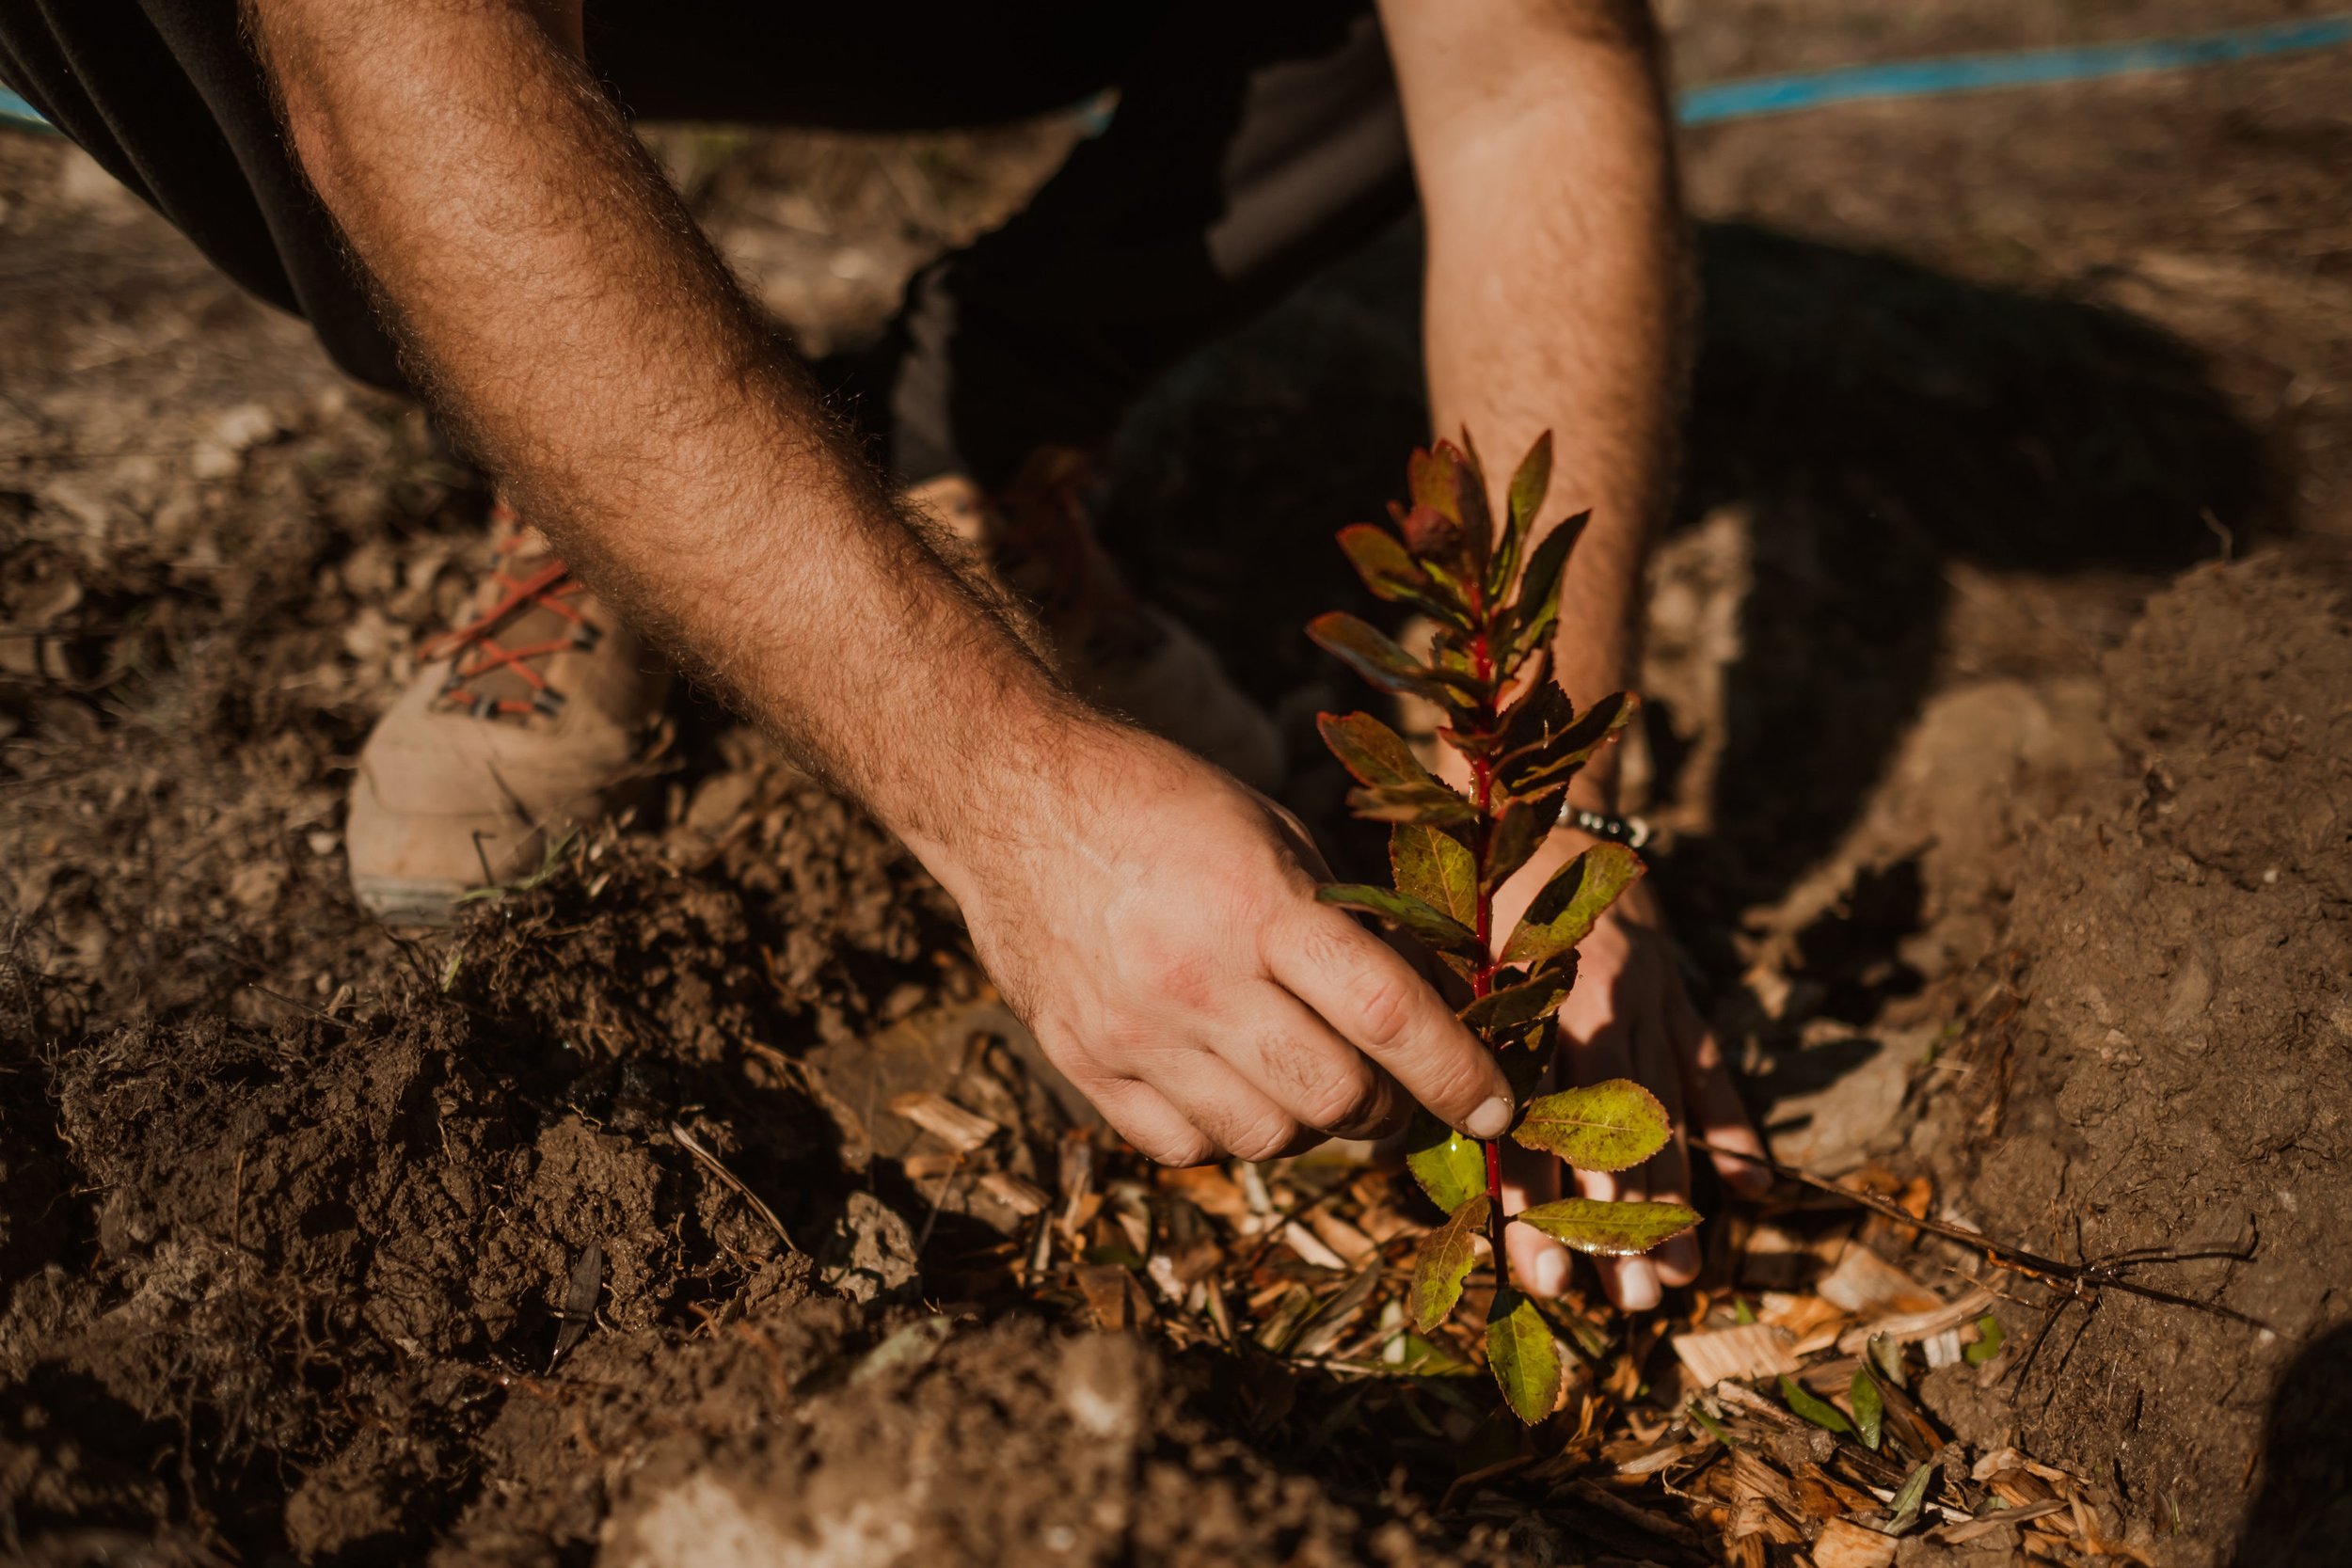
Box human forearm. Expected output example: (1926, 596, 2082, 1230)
(247, 0, 1084, 865)
(1380, 0, 1690, 804)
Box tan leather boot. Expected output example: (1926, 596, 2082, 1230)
(345, 504, 670, 924)
(906, 451, 1285, 793)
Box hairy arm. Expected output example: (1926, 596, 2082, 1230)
(246, 0, 1518, 1164)
(1381, 0, 1762, 1311)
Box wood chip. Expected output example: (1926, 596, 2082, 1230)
(976, 1170, 1049, 1216)
(1307, 1210, 1380, 1267)
(1818, 1244, 1941, 1315)
(1674, 1323, 1801, 1386)
(1811, 1517, 1899, 1568)
(1938, 1499, 2072, 1544)
(885, 1091, 997, 1154)
(1279, 1220, 1349, 1271)
(1836, 1286, 1996, 1354)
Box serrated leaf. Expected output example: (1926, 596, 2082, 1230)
(1482, 798, 1549, 891)
(1307, 612, 1476, 707)
(1850, 1367, 1884, 1450)
(1315, 883, 1481, 954)
(1500, 844, 1644, 966)
(1511, 1196, 1698, 1257)
(1510, 1079, 1672, 1172)
(1316, 710, 1433, 792)
(1405, 1109, 1486, 1212)
(1502, 690, 1638, 800)
(1408, 1192, 1488, 1334)
(1391, 823, 1479, 929)
(1459, 963, 1576, 1036)
(1779, 1374, 1853, 1436)
(1486, 1289, 1563, 1424)
(1887, 1462, 1934, 1534)
(1445, 436, 1491, 580)
(1347, 781, 1478, 827)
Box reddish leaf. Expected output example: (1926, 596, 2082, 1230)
(1459, 959, 1576, 1035)
(1482, 798, 1549, 891)
(1315, 882, 1480, 954)
(1507, 432, 1554, 541)
(1391, 822, 1479, 930)
(1391, 499, 1462, 565)
(1511, 1079, 1673, 1172)
(1499, 843, 1644, 965)
(1503, 511, 1591, 662)
(1316, 710, 1433, 792)
(1307, 612, 1472, 706)
(1347, 782, 1478, 827)
(1408, 1192, 1489, 1333)
(1443, 436, 1492, 579)
(1502, 690, 1636, 800)
(1408, 445, 1460, 526)
(1335, 523, 1424, 600)
(1512, 1196, 1698, 1257)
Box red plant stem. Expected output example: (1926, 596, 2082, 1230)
(1467, 618, 1508, 1280)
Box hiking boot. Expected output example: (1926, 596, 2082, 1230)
(906, 451, 1285, 793)
(345, 504, 669, 924)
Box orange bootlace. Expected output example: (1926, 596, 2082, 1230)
(419, 502, 599, 719)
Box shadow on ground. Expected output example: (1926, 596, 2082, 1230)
(1103, 218, 2269, 910)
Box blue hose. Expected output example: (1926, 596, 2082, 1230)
(5, 13, 2350, 139)
(1677, 14, 2352, 125)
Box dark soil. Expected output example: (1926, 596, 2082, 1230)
(1913, 557, 2352, 1565)
(8, 3, 2352, 1563)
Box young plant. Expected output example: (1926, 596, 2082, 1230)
(1308, 432, 1698, 1423)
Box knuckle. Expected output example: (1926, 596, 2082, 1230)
(1149, 1132, 1219, 1168)
(1348, 968, 1422, 1053)
(1300, 1068, 1383, 1133)
(1229, 1115, 1303, 1165)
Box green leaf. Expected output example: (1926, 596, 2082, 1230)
(1500, 690, 1637, 801)
(1778, 1374, 1853, 1436)
(1408, 1192, 1489, 1334)
(1868, 1332, 1907, 1388)
(1408, 445, 1461, 526)
(1687, 1399, 1738, 1448)
(1347, 782, 1478, 827)
(1510, 1079, 1672, 1172)
(1337, 523, 1473, 629)
(1307, 612, 1477, 707)
(1316, 710, 1435, 792)
(1511, 1196, 1698, 1257)
(1850, 1368, 1884, 1450)
(1459, 962, 1577, 1036)
(1486, 1289, 1563, 1425)
(1733, 1296, 1757, 1325)
(1405, 1110, 1486, 1212)
(1391, 823, 1479, 930)
(1502, 511, 1590, 660)
(1488, 433, 1550, 603)
(1481, 798, 1549, 892)
(1315, 883, 1481, 954)
(1335, 523, 1428, 603)
(1499, 844, 1645, 966)
(1887, 1462, 1934, 1534)
(1963, 1313, 2006, 1366)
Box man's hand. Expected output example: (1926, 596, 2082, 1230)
(928, 726, 1518, 1163)
(1495, 832, 1770, 1309)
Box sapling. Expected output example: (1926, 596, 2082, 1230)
(1308, 431, 1697, 1423)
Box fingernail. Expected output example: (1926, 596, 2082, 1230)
(1464, 1096, 1513, 1140)
(1533, 1250, 1569, 1298)
(1618, 1261, 1661, 1312)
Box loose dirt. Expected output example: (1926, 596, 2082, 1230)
(7, 4, 2351, 1563)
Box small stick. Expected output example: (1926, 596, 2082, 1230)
(671, 1121, 795, 1253)
(1692, 1138, 2271, 1333)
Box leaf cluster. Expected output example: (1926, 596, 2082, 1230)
(1308, 433, 1698, 1424)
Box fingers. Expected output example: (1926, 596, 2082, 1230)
(1666, 980, 1772, 1197)
(1220, 995, 1411, 1141)
(1266, 906, 1515, 1140)
(1081, 1075, 1218, 1167)
(1501, 1117, 1574, 1299)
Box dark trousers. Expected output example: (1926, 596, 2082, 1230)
(0, 1, 1413, 485)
